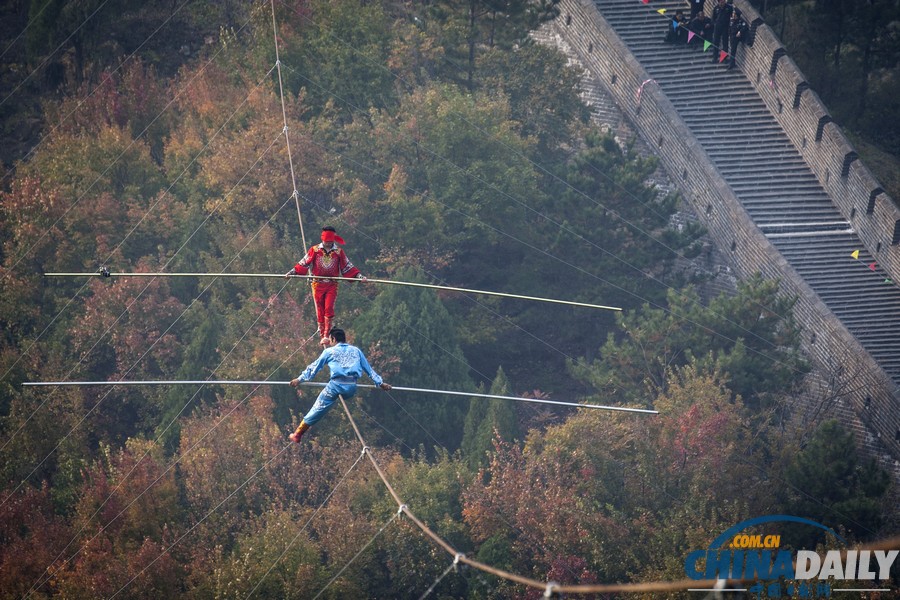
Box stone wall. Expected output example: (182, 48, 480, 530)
(549, 0, 900, 476)
(737, 1, 900, 281)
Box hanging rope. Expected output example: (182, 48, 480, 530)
(270, 0, 306, 249)
(335, 395, 767, 595)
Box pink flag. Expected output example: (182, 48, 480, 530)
(687, 31, 695, 43)
(642, 0, 650, 4)
(869, 262, 877, 271)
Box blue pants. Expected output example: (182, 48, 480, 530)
(302, 380, 357, 425)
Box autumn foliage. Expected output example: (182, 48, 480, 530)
(0, 0, 893, 598)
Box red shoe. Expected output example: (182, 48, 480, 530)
(289, 422, 310, 443)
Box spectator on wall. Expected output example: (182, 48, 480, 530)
(727, 7, 749, 70)
(710, 0, 733, 63)
(687, 0, 704, 20)
(688, 9, 712, 48)
(664, 10, 688, 45)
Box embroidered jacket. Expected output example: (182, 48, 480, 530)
(292, 243, 360, 281)
(297, 342, 384, 385)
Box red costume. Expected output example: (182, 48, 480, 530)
(290, 229, 362, 339)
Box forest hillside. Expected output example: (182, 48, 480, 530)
(0, 0, 897, 598)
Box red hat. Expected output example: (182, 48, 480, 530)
(321, 230, 345, 245)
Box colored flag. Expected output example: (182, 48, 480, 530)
(869, 262, 877, 271)
(851, 249, 859, 259)
(719, 50, 728, 63)
(703, 40, 711, 51)
(886, 279, 894, 284)
(657, 8, 667, 14)
(687, 31, 695, 43)
(673, 20, 678, 30)
(642, 0, 649, 4)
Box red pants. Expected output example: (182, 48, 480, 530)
(311, 281, 338, 332)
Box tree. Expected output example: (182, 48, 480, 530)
(477, 41, 589, 156)
(335, 84, 541, 272)
(25, 0, 145, 88)
(569, 275, 808, 412)
(353, 266, 474, 452)
(780, 419, 891, 545)
(276, 0, 396, 120)
(0, 482, 73, 598)
(197, 509, 324, 599)
(374, 449, 472, 598)
(461, 366, 521, 470)
(156, 304, 223, 452)
(424, 0, 561, 90)
(462, 131, 704, 393)
(462, 364, 780, 588)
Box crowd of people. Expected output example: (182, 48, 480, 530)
(663, 0, 749, 70)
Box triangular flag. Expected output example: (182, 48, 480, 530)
(672, 20, 678, 30)
(719, 50, 728, 63)
(886, 279, 893, 284)
(687, 31, 695, 43)
(657, 8, 667, 14)
(869, 262, 877, 271)
(703, 40, 711, 51)
(851, 249, 859, 259)
(642, 0, 649, 4)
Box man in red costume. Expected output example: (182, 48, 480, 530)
(287, 226, 366, 344)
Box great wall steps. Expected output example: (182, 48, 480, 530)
(536, 0, 900, 473)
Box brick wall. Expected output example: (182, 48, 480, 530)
(736, 1, 900, 280)
(550, 0, 900, 477)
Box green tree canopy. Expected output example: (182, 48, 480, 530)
(354, 266, 474, 452)
(461, 366, 522, 470)
(570, 275, 809, 411)
(780, 419, 891, 546)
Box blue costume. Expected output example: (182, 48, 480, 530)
(297, 342, 384, 426)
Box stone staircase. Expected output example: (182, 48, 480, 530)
(589, 0, 900, 386)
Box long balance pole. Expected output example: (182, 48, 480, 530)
(22, 380, 656, 415)
(43, 272, 622, 312)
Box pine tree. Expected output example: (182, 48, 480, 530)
(781, 420, 890, 545)
(156, 306, 222, 451)
(354, 267, 474, 452)
(461, 366, 521, 470)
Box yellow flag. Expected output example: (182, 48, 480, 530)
(851, 249, 859, 259)
(657, 8, 667, 14)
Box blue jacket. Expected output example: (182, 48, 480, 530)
(297, 342, 384, 386)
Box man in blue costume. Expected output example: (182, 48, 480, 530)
(289, 328, 391, 442)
